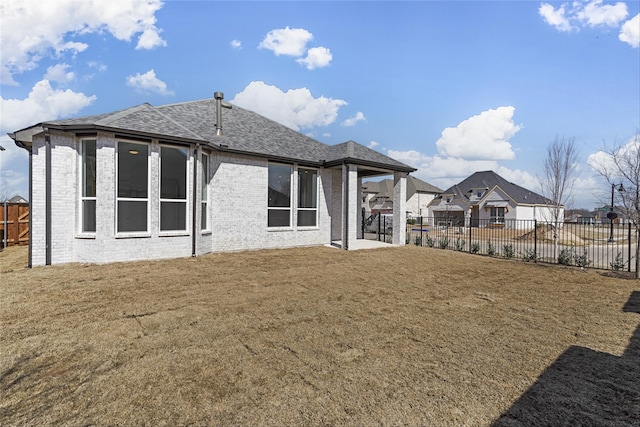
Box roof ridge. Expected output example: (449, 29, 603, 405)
(95, 103, 153, 126)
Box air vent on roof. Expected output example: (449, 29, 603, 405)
(214, 92, 233, 136)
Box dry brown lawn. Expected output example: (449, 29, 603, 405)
(1, 244, 638, 426)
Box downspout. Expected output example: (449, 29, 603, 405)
(342, 162, 349, 250)
(44, 127, 52, 265)
(28, 146, 33, 267)
(191, 144, 199, 257)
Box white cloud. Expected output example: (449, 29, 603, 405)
(540, 1, 636, 47)
(341, 112, 366, 127)
(125, 69, 173, 95)
(0, 79, 96, 133)
(0, 79, 97, 200)
(259, 27, 313, 56)
(136, 26, 167, 50)
(231, 81, 347, 131)
(368, 141, 380, 149)
(586, 134, 640, 177)
(296, 46, 333, 70)
(578, 0, 628, 27)
(619, 13, 640, 47)
(44, 63, 75, 83)
(435, 106, 521, 161)
(231, 39, 242, 49)
(0, 0, 166, 83)
(539, 3, 575, 32)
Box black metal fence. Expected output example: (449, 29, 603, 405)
(406, 216, 638, 273)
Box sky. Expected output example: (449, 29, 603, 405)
(1, 0, 639, 209)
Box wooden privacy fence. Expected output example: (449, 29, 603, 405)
(1, 203, 29, 248)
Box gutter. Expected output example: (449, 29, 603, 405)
(192, 144, 199, 257)
(44, 127, 52, 265)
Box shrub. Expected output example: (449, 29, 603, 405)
(407, 218, 417, 225)
(414, 236, 422, 246)
(575, 248, 590, 268)
(521, 249, 538, 262)
(558, 248, 574, 266)
(487, 240, 496, 256)
(425, 235, 434, 248)
(502, 244, 515, 259)
(454, 238, 466, 251)
(469, 242, 480, 254)
(611, 252, 625, 271)
(438, 237, 449, 249)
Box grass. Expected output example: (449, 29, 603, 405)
(1, 244, 639, 426)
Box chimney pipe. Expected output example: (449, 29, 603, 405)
(214, 92, 232, 136)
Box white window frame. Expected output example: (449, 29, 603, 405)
(159, 144, 189, 233)
(296, 167, 319, 228)
(79, 138, 97, 235)
(201, 152, 209, 232)
(116, 140, 150, 235)
(490, 207, 505, 224)
(267, 162, 292, 228)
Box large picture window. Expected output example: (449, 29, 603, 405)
(297, 168, 318, 227)
(81, 139, 96, 233)
(117, 141, 149, 233)
(268, 163, 292, 227)
(201, 153, 208, 231)
(160, 146, 188, 231)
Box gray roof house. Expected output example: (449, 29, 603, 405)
(428, 170, 562, 228)
(362, 176, 442, 216)
(9, 93, 415, 266)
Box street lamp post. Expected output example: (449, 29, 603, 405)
(608, 183, 624, 242)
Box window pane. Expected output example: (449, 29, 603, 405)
(268, 164, 291, 208)
(201, 202, 207, 230)
(201, 155, 208, 201)
(118, 201, 147, 232)
(118, 142, 148, 198)
(297, 210, 316, 227)
(161, 201, 186, 231)
(83, 140, 96, 197)
(161, 146, 187, 199)
(298, 168, 317, 208)
(82, 200, 96, 232)
(268, 209, 290, 227)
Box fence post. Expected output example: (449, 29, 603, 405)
(468, 215, 472, 252)
(629, 222, 632, 273)
(534, 219, 537, 263)
(420, 216, 424, 247)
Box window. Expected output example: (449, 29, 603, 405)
(297, 168, 318, 227)
(268, 163, 292, 227)
(117, 141, 149, 233)
(201, 153, 208, 231)
(160, 146, 188, 231)
(490, 207, 505, 224)
(81, 140, 96, 233)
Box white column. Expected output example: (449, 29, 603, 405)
(392, 172, 408, 245)
(341, 163, 358, 249)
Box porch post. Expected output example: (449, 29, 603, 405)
(357, 175, 363, 239)
(392, 171, 408, 245)
(341, 163, 358, 249)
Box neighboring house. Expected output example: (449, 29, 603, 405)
(6, 195, 28, 204)
(362, 176, 441, 217)
(10, 93, 415, 266)
(428, 170, 563, 228)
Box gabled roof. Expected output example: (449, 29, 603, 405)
(439, 170, 550, 205)
(363, 175, 442, 201)
(11, 97, 415, 174)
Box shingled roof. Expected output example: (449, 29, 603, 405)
(14, 97, 415, 173)
(441, 170, 550, 205)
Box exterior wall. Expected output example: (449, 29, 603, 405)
(406, 192, 436, 217)
(330, 168, 342, 241)
(30, 135, 46, 266)
(209, 152, 333, 252)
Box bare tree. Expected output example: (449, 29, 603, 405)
(589, 131, 640, 278)
(538, 136, 579, 259)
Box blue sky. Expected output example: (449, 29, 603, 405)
(1, 0, 639, 209)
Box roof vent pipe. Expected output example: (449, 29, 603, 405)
(214, 92, 233, 136)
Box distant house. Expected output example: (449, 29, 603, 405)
(362, 176, 442, 217)
(10, 93, 415, 266)
(428, 170, 563, 228)
(6, 195, 28, 204)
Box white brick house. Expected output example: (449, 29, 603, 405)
(10, 93, 415, 266)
